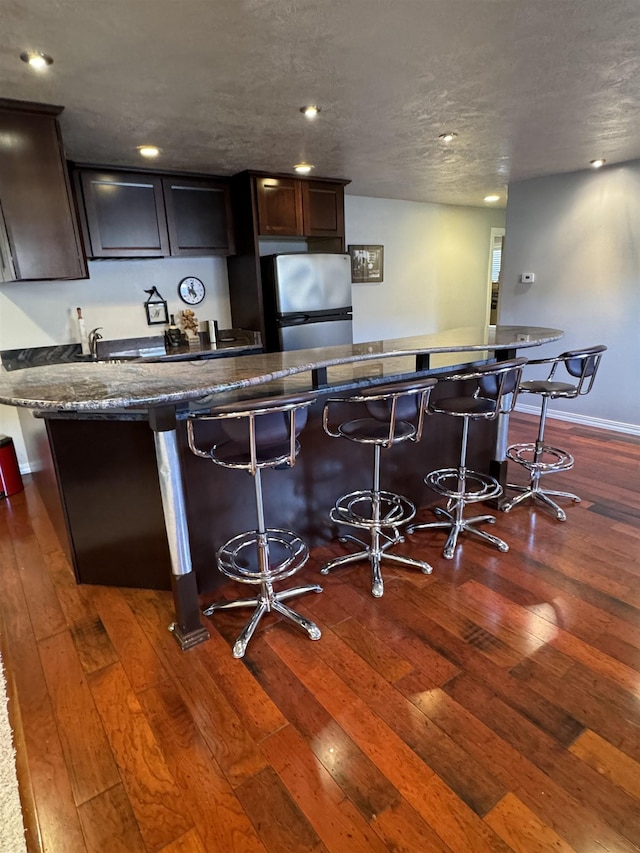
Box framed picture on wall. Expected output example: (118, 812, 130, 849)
(348, 244, 384, 283)
(144, 286, 169, 325)
(145, 301, 169, 325)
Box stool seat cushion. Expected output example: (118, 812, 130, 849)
(339, 417, 417, 442)
(430, 396, 496, 417)
(520, 379, 577, 397)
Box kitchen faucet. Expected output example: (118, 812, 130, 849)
(88, 327, 103, 358)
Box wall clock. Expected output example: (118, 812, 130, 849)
(178, 276, 206, 305)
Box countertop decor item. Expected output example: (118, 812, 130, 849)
(181, 308, 200, 340)
(76, 307, 90, 354)
(349, 244, 384, 284)
(178, 276, 205, 305)
(165, 314, 184, 347)
(144, 286, 169, 325)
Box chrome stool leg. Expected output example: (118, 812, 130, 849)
(408, 417, 507, 559)
(322, 444, 432, 597)
(502, 396, 577, 521)
(205, 581, 322, 659)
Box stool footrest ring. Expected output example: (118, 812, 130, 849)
(323, 488, 431, 598)
(506, 442, 574, 473)
(330, 489, 417, 531)
(425, 468, 502, 502)
(217, 528, 309, 585)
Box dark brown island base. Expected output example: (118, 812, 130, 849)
(0, 325, 563, 649)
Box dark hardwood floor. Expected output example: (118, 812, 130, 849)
(1, 412, 639, 853)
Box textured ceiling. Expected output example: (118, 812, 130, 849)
(2, 0, 640, 207)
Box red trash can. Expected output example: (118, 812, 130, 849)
(0, 435, 23, 498)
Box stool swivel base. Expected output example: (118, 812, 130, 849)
(408, 464, 506, 559)
(322, 445, 433, 598)
(204, 520, 322, 659)
(503, 441, 577, 521)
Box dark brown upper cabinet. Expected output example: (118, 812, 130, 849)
(0, 99, 87, 282)
(255, 175, 345, 241)
(75, 168, 234, 259)
(301, 180, 345, 238)
(162, 177, 234, 256)
(77, 170, 170, 258)
(255, 176, 304, 236)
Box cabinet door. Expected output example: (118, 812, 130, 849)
(0, 103, 86, 281)
(301, 180, 345, 239)
(255, 176, 303, 236)
(162, 177, 235, 256)
(79, 170, 169, 257)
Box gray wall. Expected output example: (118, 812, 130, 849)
(499, 160, 640, 432)
(346, 196, 506, 342)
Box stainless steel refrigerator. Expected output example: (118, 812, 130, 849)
(261, 253, 353, 351)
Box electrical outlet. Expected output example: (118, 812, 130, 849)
(520, 272, 535, 283)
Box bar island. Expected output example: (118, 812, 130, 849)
(0, 325, 562, 649)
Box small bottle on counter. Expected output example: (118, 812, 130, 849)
(206, 320, 218, 348)
(77, 307, 90, 355)
(165, 314, 183, 348)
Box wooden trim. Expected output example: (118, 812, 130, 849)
(238, 168, 351, 187)
(0, 98, 63, 117)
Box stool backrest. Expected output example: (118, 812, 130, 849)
(187, 392, 316, 474)
(446, 357, 527, 417)
(323, 377, 437, 447)
(551, 344, 606, 395)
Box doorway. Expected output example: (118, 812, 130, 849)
(487, 227, 505, 325)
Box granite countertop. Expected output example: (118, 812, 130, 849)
(0, 330, 261, 372)
(0, 325, 563, 412)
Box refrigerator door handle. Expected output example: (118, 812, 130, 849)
(277, 314, 310, 326)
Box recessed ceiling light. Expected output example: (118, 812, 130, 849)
(137, 145, 161, 159)
(590, 158, 606, 169)
(294, 163, 313, 174)
(300, 105, 320, 119)
(20, 51, 53, 70)
(438, 132, 458, 142)
(484, 195, 500, 203)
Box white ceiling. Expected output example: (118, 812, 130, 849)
(3, 0, 640, 207)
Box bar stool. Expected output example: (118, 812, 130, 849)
(321, 377, 438, 597)
(407, 358, 527, 559)
(186, 393, 322, 658)
(502, 344, 606, 520)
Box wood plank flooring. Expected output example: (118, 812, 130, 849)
(1, 412, 639, 853)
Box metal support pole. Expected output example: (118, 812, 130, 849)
(491, 347, 517, 503)
(149, 406, 209, 650)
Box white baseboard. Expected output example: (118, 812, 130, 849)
(514, 402, 640, 437)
